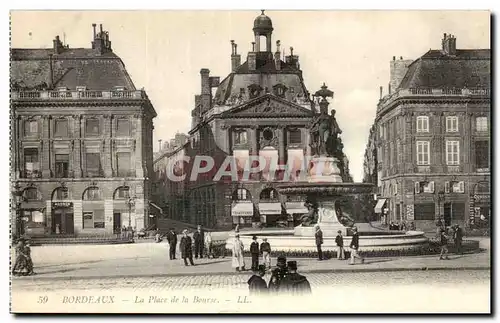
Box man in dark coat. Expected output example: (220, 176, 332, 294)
(453, 224, 463, 255)
(349, 226, 364, 265)
(180, 229, 195, 266)
(166, 228, 177, 260)
(315, 225, 324, 261)
(278, 261, 312, 296)
(248, 265, 268, 296)
(335, 230, 345, 260)
(268, 255, 288, 293)
(193, 225, 204, 259)
(250, 235, 260, 271)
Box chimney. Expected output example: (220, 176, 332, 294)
(92, 23, 112, 55)
(390, 56, 413, 92)
(442, 33, 457, 56)
(53, 35, 64, 54)
(92, 23, 97, 40)
(248, 51, 257, 71)
(48, 54, 54, 89)
(274, 40, 281, 70)
(379, 86, 383, 100)
(230, 40, 241, 72)
(388, 82, 392, 95)
(200, 69, 211, 113)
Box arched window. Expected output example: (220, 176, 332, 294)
(273, 84, 288, 98)
(114, 186, 130, 200)
(233, 188, 251, 201)
(248, 84, 263, 99)
(23, 187, 41, 201)
(83, 187, 102, 200)
(260, 188, 279, 201)
(475, 181, 490, 194)
(52, 187, 69, 200)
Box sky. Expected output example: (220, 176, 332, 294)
(10, 10, 490, 181)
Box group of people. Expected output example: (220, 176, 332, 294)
(315, 225, 365, 265)
(248, 256, 312, 296)
(12, 237, 35, 276)
(389, 221, 416, 231)
(437, 223, 464, 260)
(160, 225, 214, 266)
(232, 234, 273, 272)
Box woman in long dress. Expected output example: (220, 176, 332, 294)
(232, 234, 245, 271)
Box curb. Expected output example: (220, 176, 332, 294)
(12, 265, 490, 283)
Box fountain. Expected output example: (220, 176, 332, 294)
(226, 84, 428, 254)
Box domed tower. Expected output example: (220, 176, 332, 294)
(253, 10, 273, 52)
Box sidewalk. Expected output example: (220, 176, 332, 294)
(13, 242, 490, 281)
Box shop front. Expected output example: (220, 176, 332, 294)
(231, 201, 254, 227)
(374, 198, 388, 223)
(20, 201, 45, 236)
(258, 202, 283, 227)
(51, 201, 74, 235)
(285, 201, 308, 226)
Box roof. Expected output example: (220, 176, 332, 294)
(398, 49, 491, 89)
(10, 48, 136, 91)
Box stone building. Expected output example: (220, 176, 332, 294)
(365, 33, 490, 230)
(153, 11, 353, 229)
(10, 24, 157, 238)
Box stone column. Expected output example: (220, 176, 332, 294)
(45, 200, 52, 234)
(72, 115, 82, 178)
(134, 197, 145, 231)
(104, 199, 114, 234)
(134, 113, 144, 178)
(73, 200, 83, 234)
(42, 116, 51, 178)
(103, 114, 113, 177)
(220, 124, 231, 155)
(278, 125, 287, 165)
(248, 125, 259, 180)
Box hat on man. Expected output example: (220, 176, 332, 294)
(277, 255, 287, 266)
(252, 235, 258, 240)
(182, 229, 188, 234)
(287, 261, 298, 271)
(337, 230, 342, 234)
(352, 226, 358, 231)
(262, 237, 268, 241)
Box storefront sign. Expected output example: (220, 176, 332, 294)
(53, 202, 73, 208)
(474, 194, 490, 202)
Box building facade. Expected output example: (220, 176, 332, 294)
(365, 33, 491, 230)
(153, 11, 353, 230)
(10, 24, 157, 237)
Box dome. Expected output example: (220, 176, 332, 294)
(253, 10, 273, 33)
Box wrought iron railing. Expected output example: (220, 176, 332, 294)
(11, 90, 146, 100)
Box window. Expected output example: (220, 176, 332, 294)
(54, 187, 69, 200)
(416, 116, 429, 133)
(24, 120, 38, 136)
(233, 188, 250, 200)
(414, 203, 435, 220)
(288, 129, 302, 145)
(24, 148, 40, 178)
(54, 119, 68, 137)
(54, 154, 69, 178)
(116, 187, 130, 199)
(234, 130, 248, 145)
(446, 116, 458, 132)
(84, 187, 102, 200)
(475, 140, 489, 170)
(86, 153, 102, 177)
(260, 188, 278, 200)
(416, 141, 430, 165)
(116, 119, 130, 137)
(116, 152, 132, 177)
(273, 84, 287, 98)
(445, 181, 465, 193)
(85, 119, 100, 136)
(446, 141, 460, 165)
(415, 181, 434, 194)
(476, 117, 488, 132)
(83, 211, 105, 229)
(23, 188, 39, 200)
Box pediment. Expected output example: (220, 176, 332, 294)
(222, 95, 314, 118)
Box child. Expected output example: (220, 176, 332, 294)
(250, 235, 260, 271)
(335, 230, 345, 260)
(260, 237, 271, 270)
(248, 265, 268, 296)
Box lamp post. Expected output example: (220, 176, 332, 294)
(127, 195, 136, 229)
(438, 190, 445, 225)
(11, 183, 23, 238)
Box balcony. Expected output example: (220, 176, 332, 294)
(378, 87, 490, 112)
(11, 90, 146, 101)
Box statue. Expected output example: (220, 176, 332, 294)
(299, 201, 318, 226)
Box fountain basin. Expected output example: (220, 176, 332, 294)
(225, 230, 429, 253)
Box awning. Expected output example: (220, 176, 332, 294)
(258, 202, 282, 215)
(374, 199, 387, 213)
(149, 201, 163, 214)
(285, 202, 308, 214)
(231, 202, 254, 217)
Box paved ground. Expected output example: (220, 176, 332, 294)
(11, 270, 490, 313)
(11, 238, 490, 280)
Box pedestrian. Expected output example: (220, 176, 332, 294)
(315, 225, 324, 261)
(248, 264, 268, 296)
(193, 224, 204, 259)
(154, 229, 163, 243)
(268, 255, 288, 293)
(231, 234, 245, 271)
(24, 240, 34, 275)
(260, 237, 271, 270)
(166, 228, 177, 260)
(279, 261, 312, 296)
(410, 222, 416, 231)
(180, 229, 195, 266)
(349, 226, 365, 265)
(12, 238, 28, 276)
(250, 235, 260, 271)
(335, 230, 345, 260)
(453, 224, 463, 255)
(439, 228, 450, 260)
(204, 231, 213, 258)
